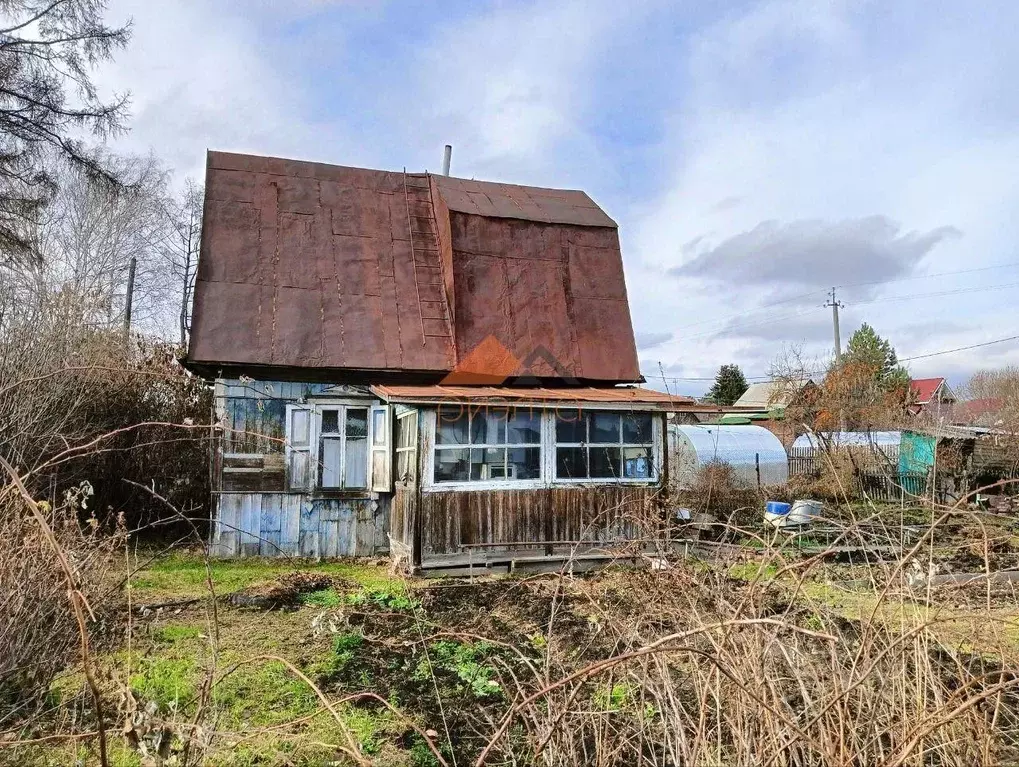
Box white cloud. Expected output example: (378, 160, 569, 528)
(630, 0, 1019, 392)
(98, 0, 358, 182)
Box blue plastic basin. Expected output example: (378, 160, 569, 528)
(765, 501, 791, 516)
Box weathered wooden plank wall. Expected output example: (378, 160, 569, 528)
(391, 485, 417, 563)
(418, 485, 663, 566)
(211, 493, 389, 558)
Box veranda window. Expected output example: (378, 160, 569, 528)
(433, 405, 541, 483)
(555, 411, 654, 480)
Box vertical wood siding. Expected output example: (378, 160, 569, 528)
(417, 485, 663, 567)
(211, 493, 389, 558)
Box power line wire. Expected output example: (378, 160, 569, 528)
(643, 332, 1019, 386)
(836, 261, 1019, 290)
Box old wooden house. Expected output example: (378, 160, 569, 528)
(185, 151, 691, 572)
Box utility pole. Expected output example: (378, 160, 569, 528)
(122, 256, 137, 347)
(825, 287, 844, 363)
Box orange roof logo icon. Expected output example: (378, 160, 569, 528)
(441, 335, 521, 385)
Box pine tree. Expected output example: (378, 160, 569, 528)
(843, 323, 909, 389)
(706, 364, 749, 405)
(0, 0, 130, 264)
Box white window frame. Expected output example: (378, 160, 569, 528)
(422, 406, 662, 492)
(552, 410, 658, 484)
(429, 405, 545, 490)
(285, 398, 378, 492)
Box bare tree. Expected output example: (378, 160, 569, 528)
(28, 151, 176, 336)
(0, 0, 131, 263)
(160, 179, 203, 345)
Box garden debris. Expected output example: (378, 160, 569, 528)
(228, 572, 338, 610)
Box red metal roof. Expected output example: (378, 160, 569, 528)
(910, 377, 946, 404)
(370, 384, 697, 410)
(951, 398, 1003, 426)
(187, 151, 640, 384)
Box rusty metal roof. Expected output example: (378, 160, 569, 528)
(430, 174, 616, 228)
(187, 151, 641, 383)
(371, 384, 696, 410)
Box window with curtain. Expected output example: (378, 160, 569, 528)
(316, 406, 369, 489)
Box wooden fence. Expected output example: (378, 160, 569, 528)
(856, 471, 941, 504)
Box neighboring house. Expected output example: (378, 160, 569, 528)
(185, 151, 694, 573)
(950, 398, 1003, 428)
(909, 377, 957, 417)
(732, 379, 815, 411)
(729, 379, 817, 447)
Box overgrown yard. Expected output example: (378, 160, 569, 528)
(7, 512, 1019, 767)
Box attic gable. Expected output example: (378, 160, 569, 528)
(187, 151, 641, 384)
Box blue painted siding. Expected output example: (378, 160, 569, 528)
(212, 493, 389, 558)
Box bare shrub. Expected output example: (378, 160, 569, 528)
(0, 279, 212, 536)
(679, 460, 766, 533)
(0, 485, 124, 719)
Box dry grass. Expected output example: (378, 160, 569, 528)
(6, 498, 1019, 766)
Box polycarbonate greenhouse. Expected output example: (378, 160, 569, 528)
(791, 431, 901, 461)
(668, 424, 789, 488)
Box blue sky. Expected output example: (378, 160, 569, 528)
(100, 0, 1019, 395)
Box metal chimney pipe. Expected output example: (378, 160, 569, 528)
(442, 144, 452, 176)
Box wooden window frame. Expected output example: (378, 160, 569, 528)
(421, 407, 663, 492)
(285, 398, 384, 492)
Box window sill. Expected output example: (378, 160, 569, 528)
(423, 478, 657, 493)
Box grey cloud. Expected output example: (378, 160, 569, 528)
(712, 312, 833, 344)
(671, 216, 961, 289)
(635, 330, 673, 350)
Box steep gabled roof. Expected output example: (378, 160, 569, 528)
(186, 151, 640, 384)
(910, 377, 949, 405)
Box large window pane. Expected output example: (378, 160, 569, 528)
(590, 446, 622, 478)
(623, 413, 653, 443)
(507, 409, 541, 444)
(435, 449, 469, 482)
(622, 446, 652, 478)
(345, 408, 368, 439)
(590, 412, 620, 444)
(471, 447, 506, 480)
(555, 410, 585, 443)
(321, 409, 339, 435)
(291, 409, 310, 445)
(436, 406, 469, 444)
(508, 447, 541, 479)
(470, 409, 506, 445)
(556, 447, 587, 478)
(344, 434, 367, 488)
(321, 437, 342, 487)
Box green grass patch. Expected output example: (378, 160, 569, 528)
(300, 587, 343, 608)
(594, 681, 633, 711)
(728, 561, 779, 582)
(213, 658, 319, 729)
(151, 624, 202, 643)
(347, 585, 419, 612)
(414, 639, 503, 700)
(128, 553, 404, 600)
(130, 655, 198, 712)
